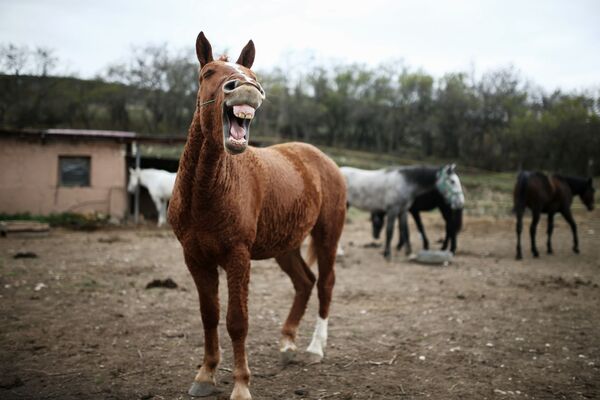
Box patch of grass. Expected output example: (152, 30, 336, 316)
(0, 212, 109, 231)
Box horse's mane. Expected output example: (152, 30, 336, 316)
(394, 165, 439, 186)
(218, 55, 229, 62)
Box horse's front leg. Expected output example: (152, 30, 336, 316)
(515, 208, 524, 259)
(151, 196, 165, 227)
(159, 200, 168, 227)
(561, 209, 579, 254)
(187, 259, 221, 397)
(223, 248, 252, 400)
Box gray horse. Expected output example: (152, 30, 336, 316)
(341, 164, 464, 259)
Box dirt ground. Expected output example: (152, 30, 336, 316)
(1, 210, 599, 400)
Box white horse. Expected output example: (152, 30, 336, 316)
(128, 168, 176, 227)
(341, 164, 464, 258)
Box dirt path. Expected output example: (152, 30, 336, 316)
(1, 211, 599, 399)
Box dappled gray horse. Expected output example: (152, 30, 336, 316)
(341, 165, 464, 259)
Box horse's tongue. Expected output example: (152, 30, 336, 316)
(230, 119, 246, 140)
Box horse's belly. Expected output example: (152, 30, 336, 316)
(250, 199, 319, 259)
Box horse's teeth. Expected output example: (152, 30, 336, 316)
(234, 112, 253, 119)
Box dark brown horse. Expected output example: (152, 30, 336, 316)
(514, 171, 595, 259)
(168, 32, 346, 400)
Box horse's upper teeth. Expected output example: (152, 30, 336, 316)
(235, 111, 252, 119)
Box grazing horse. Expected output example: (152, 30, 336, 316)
(167, 32, 346, 400)
(372, 189, 464, 254)
(372, 165, 464, 254)
(514, 171, 595, 259)
(341, 164, 464, 259)
(127, 168, 176, 227)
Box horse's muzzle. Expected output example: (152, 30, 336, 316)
(221, 81, 265, 155)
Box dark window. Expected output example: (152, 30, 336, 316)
(58, 156, 91, 187)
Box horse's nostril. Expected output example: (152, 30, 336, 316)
(223, 80, 238, 92)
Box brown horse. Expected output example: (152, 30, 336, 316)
(513, 171, 595, 260)
(167, 32, 346, 400)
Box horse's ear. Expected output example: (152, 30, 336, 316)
(449, 163, 456, 173)
(196, 31, 214, 68)
(236, 40, 255, 69)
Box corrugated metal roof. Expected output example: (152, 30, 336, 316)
(45, 128, 137, 138)
(0, 128, 187, 143)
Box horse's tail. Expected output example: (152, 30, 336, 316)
(306, 237, 317, 267)
(513, 171, 529, 213)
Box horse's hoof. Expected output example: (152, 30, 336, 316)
(188, 381, 220, 397)
(547, 249, 553, 255)
(280, 348, 297, 365)
(573, 248, 580, 254)
(532, 251, 539, 258)
(516, 254, 522, 260)
(305, 351, 323, 365)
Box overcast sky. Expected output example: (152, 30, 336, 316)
(1, 0, 599, 91)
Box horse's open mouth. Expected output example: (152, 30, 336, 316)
(223, 104, 255, 154)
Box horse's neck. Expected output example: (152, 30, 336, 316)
(178, 119, 235, 202)
(413, 175, 437, 197)
(554, 175, 583, 195)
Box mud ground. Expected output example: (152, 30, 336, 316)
(1, 210, 599, 399)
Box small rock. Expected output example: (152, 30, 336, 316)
(0, 376, 24, 389)
(145, 278, 178, 289)
(13, 251, 38, 259)
(294, 388, 308, 396)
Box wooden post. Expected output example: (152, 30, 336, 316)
(133, 142, 141, 224)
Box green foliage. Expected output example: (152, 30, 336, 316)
(1, 41, 599, 175)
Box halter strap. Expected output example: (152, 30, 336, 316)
(198, 99, 216, 107)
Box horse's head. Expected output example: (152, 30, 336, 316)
(195, 32, 265, 155)
(581, 177, 595, 211)
(127, 168, 140, 194)
(436, 164, 465, 210)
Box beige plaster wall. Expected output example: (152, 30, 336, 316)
(0, 137, 128, 219)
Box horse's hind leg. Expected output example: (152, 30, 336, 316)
(383, 207, 399, 259)
(547, 213, 555, 254)
(274, 249, 316, 364)
(515, 208, 524, 260)
(306, 211, 344, 363)
(530, 210, 540, 258)
(412, 210, 428, 250)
